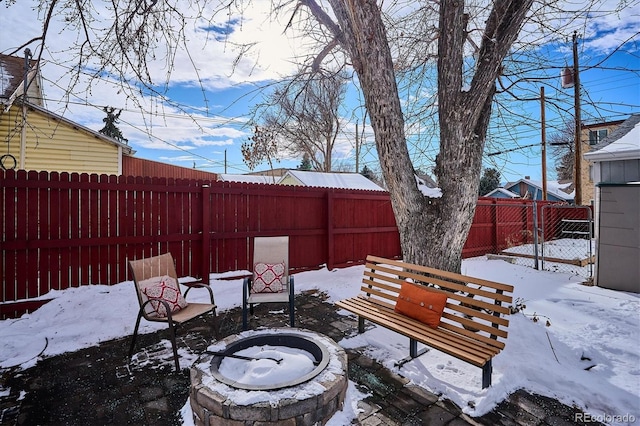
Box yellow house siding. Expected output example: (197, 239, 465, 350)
(278, 174, 302, 186)
(1, 104, 121, 174)
(0, 106, 23, 167)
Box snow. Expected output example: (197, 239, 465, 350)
(1, 256, 638, 424)
(217, 345, 314, 386)
(281, 170, 386, 191)
(416, 174, 443, 197)
(218, 174, 278, 184)
(197, 328, 350, 410)
(585, 121, 640, 161)
(0, 64, 13, 98)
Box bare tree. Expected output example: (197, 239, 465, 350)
(5, 0, 636, 273)
(254, 71, 348, 172)
(288, 0, 534, 272)
(549, 120, 575, 182)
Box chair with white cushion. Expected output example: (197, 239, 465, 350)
(128, 252, 218, 371)
(242, 236, 295, 330)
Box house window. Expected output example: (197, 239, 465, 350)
(589, 129, 608, 145)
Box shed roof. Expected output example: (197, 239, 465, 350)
(218, 174, 278, 184)
(279, 170, 385, 191)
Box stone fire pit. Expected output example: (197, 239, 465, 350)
(189, 328, 348, 425)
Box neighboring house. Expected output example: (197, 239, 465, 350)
(578, 118, 626, 205)
(245, 168, 290, 178)
(278, 170, 386, 191)
(1, 101, 133, 174)
(485, 177, 573, 203)
(1, 53, 133, 174)
(583, 114, 640, 293)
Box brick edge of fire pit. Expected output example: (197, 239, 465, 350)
(189, 330, 348, 426)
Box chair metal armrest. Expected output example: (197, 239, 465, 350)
(140, 298, 174, 322)
(183, 281, 215, 304)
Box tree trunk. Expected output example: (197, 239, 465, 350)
(324, 0, 533, 273)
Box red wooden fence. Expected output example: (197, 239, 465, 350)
(1, 170, 400, 318)
(1, 170, 568, 319)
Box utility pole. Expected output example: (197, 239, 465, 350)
(572, 32, 582, 205)
(20, 48, 32, 170)
(354, 122, 360, 173)
(540, 86, 547, 201)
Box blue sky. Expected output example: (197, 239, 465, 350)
(1, 1, 638, 182)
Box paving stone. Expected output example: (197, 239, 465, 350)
(414, 404, 458, 425)
(401, 384, 439, 407)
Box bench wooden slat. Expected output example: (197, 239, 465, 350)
(356, 298, 504, 353)
(336, 298, 495, 367)
(366, 255, 515, 293)
(355, 294, 508, 347)
(362, 270, 512, 319)
(362, 270, 513, 314)
(364, 266, 513, 307)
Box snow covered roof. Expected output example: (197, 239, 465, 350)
(584, 114, 640, 161)
(279, 170, 385, 191)
(484, 187, 519, 198)
(504, 178, 574, 201)
(218, 174, 279, 184)
(0, 53, 40, 110)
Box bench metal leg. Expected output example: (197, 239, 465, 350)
(482, 360, 492, 389)
(358, 316, 365, 333)
(395, 338, 429, 367)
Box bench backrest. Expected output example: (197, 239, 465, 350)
(361, 255, 514, 352)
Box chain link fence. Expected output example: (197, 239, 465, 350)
(478, 201, 594, 280)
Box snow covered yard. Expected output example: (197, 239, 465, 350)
(1, 255, 638, 424)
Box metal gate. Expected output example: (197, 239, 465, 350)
(539, 204, 594, 279)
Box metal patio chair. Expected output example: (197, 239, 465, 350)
(242, 236, 295, 330)
(128, 252, 218, 371)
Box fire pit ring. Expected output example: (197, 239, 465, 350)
(190, 328, 348, 425)
(209, 332, 330, 391)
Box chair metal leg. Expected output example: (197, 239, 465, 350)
(129, 311, 144, 360)
(167, 319, 180, 372)
(289, 276, 295, 327)
(211, 308, 221, 340)
(242, 277, 249, 330)
(482, 360, 492, 389)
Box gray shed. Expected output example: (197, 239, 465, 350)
(584, 115, 640, 293)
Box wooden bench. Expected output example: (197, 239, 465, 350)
(336, 255, 514, 388)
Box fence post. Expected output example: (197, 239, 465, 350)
(532, 201, 539, 270)
(201, 184, 211, 284)
(327, 191, 334, 270)
(493, 198, 499, 253)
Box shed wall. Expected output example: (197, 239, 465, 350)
(595, 184, 640, 293)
